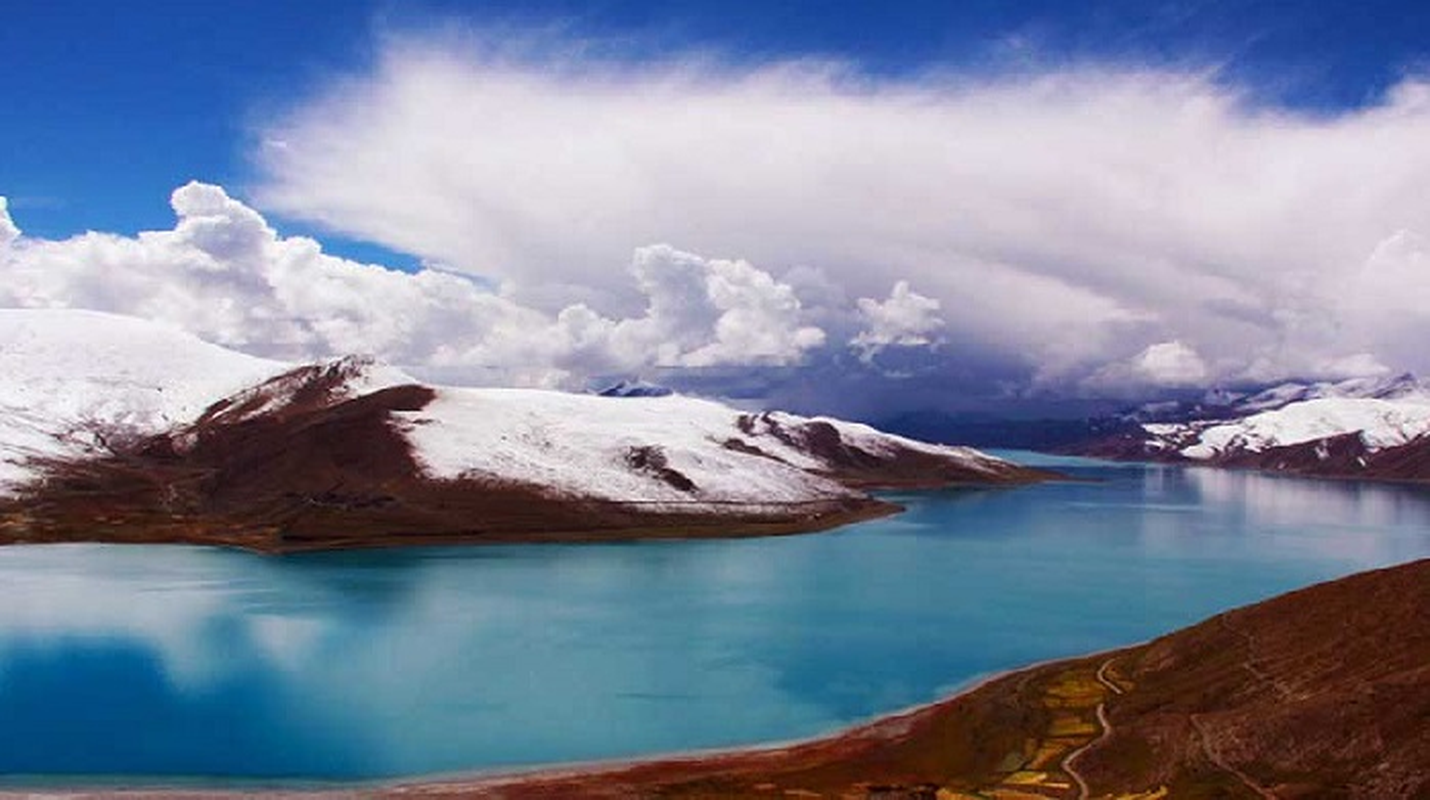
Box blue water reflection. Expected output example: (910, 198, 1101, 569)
(0, 456, 1426, 782)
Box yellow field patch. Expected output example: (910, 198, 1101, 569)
(1097, 789, 1168, 800)
(1047, 715, 1099, 737)
(1027, 738, 1080, 769)
(1043, 673, 1106, 706)
(983, 789, 1063, 800)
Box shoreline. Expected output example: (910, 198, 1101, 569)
(0, 473, 1055, 555)
(0, 495, 906, 554)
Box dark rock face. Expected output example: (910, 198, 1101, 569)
(1221, 431, 1430, 484)
(623, 446, 697, 493)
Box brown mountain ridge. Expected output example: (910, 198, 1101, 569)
(0, 358, 1049, 552)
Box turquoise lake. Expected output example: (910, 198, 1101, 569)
(1, 453, 1428, 784)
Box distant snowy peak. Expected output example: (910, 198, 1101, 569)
(1234, 373, 1430, 414)
(597, 379, 673, 398)
(1126, 373, 1430, 423)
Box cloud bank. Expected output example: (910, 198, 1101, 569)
(9, 30, 1430, 416)
(249, 33, 1430, 404)
(0, 183, 906, 390)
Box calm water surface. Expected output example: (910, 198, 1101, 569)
(1, 454, 1428, 783)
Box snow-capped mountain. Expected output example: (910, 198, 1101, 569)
(0, 309, 1043, 551)
(1124, 373, 1430, 423)
(1080, 373, 1430, 481)
(596, 379, 674, 398)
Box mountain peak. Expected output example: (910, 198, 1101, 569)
(597, 379, 674, 398)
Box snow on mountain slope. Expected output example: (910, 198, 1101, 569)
(1134, 390, 1430, 470)
(1, 309, 1038, 531)
(403, 389, 841, 505)
(1075, 373, 1430, 482)
(1172, 397, 1430, 459)
(1126, 373, 1430, 423)
(1233, 373, 1430, 414)
(0, 309, 290, 494)
(400, 392, 1013, 507)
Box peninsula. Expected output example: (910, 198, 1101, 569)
(0, 309, 1047, 552)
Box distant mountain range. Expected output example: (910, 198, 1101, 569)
(1122, 372, 1430, 422)
(0, 309, 1044, 551)
(1072, 374, 1430, 481)
(880, 373, 1430, 483)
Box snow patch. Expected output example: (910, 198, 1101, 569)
(0, 309, 290, 494)
(398, 390, 855, 505)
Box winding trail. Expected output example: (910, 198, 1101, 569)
(1096, 658, 1125, 697)
(1062, 656, 1123, 799)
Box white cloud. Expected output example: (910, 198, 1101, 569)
(1082, 340, 1208, 394)
(0, 184, 828, 387)
(1135, 340, 1208, 385)
(851, 280, 944, 362)
(250, 33, 1430, 392)
(0, 198, 19, 248)
(1333, 230, 1430, 368)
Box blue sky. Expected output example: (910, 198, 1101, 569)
(5, 2, 1430, 417)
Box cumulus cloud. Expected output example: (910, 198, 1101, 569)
(251, 33, 1430, 395)
(851, 280, 944, 362)
(0, 184, 836, 387)
(1085, 340, 1208, 393)
(605, 245, 826, 368)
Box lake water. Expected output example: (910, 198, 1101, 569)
(1, 453, 1427, 784)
